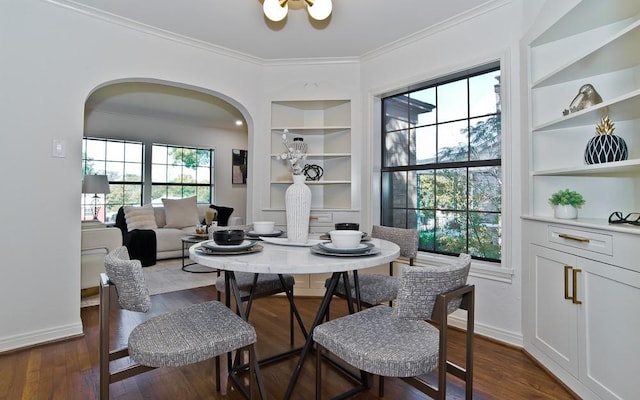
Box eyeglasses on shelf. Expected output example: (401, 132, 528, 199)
(608, 212, 640, 226)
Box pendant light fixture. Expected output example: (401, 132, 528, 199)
(263, 0, 333, 22)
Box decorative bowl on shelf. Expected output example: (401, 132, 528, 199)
(213, 230, 245, 246)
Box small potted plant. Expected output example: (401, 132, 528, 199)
(548, 189, 585, 219)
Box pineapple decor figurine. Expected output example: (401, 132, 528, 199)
(584, 116, 628, 164)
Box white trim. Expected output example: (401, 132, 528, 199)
(0, 322, 83, 353)
(448, 314, 523, 347)
(415, 252, 514, 283)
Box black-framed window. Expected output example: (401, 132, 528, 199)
(381, 62, 502, 262)
(82, 137, 144, 222)
(151, 144, 213, 203)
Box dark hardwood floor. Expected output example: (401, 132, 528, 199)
(0, 285, 575, 400)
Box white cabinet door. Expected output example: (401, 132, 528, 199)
(530, 245, 579, 377)
(577, 258, 640, 400)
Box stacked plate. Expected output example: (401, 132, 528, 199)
(245, 230, 284, 239)
(196, 240, 262, 255)
(310, 241, 380, 257)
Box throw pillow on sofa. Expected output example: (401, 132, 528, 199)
(162, 196, 199, 228)
(210, 205, 234, 226)
(123, 204, 158, 231)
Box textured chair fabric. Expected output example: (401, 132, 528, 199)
(100, 246, 263, 399)
(395, 253, 471, 320)
(216, 272, 295, 298)
(128, 301, 256, 367)
(314, 253, 474, 399)
(314, 305, 439, 377)
(328, 225, 418, 306)
(104, 245, 151, 312)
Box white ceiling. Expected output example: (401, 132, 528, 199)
(78, 0, 493, 131)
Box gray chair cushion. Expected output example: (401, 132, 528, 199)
(104, 246, 151, 313)
(128, 300, 256, 367)
(328, 273, 399, 305)
(216, 272, 295, 298)
(313, 305, 439, 377)
(395, 253, 471, 320)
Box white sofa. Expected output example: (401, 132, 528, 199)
(114, 202, 242, 264)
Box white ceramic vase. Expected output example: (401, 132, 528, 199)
(554, 205, 578, 219)
(285, 174, 311, 243)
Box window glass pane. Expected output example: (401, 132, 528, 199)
(383, 94, 410, 131)
(167, 165, 183, 183)
(468, 211, 501, 260)
(435, 211, 467, 254)
(391, 171, 407, 208)
(411, 87, 436, 126)
(469, 166, 501, 212)
(469, 70, 500, 117)
(416, 169, 435, 209)
(196, 186, 211, 203)
(407, 170, 418, 209)
(469, 115, 501, 161)
(123, 184, 142, 205)
(196, 166, 211, 184)
(418, 210, 435, 251)
(392, 209, 407, 228)
(438, 120, 468, 162)
(435, 168, 467, 211)
(384, 130, 408, 167)
(106, 141, 124, 162)
(196, 149, 211, 167)
(415, 126, 436, 164)
(125, 142, 143, 163)
(437, 80, 468, 123)
(105, 161, 124, 181)
(85, 140, 105, 161)
(152, 145, 168, 164)
(152, 185, 168, 203)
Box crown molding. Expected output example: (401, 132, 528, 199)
(361, 0, 512, 62)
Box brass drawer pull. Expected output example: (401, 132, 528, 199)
(572, 268, 582, 304)
(558, 233, 590, 243)
(564, 265, 572, 300)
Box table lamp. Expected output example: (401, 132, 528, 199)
(82, 174, 110, 221)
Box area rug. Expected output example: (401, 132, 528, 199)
(81, 258, 218, 307)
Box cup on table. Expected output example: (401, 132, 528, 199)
(253, 221, 275, 235)
(329, 230, 362, 249)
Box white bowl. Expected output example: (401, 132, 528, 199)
(329, 230, 362, 249)
(253, 221, 275, 234)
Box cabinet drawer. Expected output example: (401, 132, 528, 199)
(548, 225, 612, 256)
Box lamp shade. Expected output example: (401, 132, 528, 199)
(264, 0, 288, 22)
(82, 175, 110, 194)
(307, 0, 332, 20)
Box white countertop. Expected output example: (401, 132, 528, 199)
(189, 237, 400, 274)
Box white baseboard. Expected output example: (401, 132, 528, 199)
(448, 314, 523, 348)
(0, 322, 83, 353)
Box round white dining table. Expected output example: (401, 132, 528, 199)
(189, 237, 400, 400)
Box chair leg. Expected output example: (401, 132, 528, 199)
(378, 376, 384, 397)
(215, 355, 221, 392)
(316, 342, 322, 400)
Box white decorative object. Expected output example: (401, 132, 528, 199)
(285, 174, 311, 243)
(554, 205, 578, 219)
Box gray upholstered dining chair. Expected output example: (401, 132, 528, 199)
(314, 253, 474, 400)
(328, 225, 419, 309)
(100, 246, 265, 400)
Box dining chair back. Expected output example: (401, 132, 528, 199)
(328, 225, 418, 309)
(314, 253, 474, 400)
(100, 246, 264, 399)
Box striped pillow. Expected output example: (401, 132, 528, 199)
(123, 204, 158, 231)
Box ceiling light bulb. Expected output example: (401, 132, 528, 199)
(263, 0, 288, 22)
(306, 0, 332, 21)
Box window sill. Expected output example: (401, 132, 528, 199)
(415, 252, 514, 284)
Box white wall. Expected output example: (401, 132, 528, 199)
(1, 0, 544, 351)
(0, 0, 263, 351)
(85, 109, 248, 222)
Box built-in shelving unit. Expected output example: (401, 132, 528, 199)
(522, 2, 640, 400)
(527, 0, 640, 221)
(269, 100, 352, 211)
